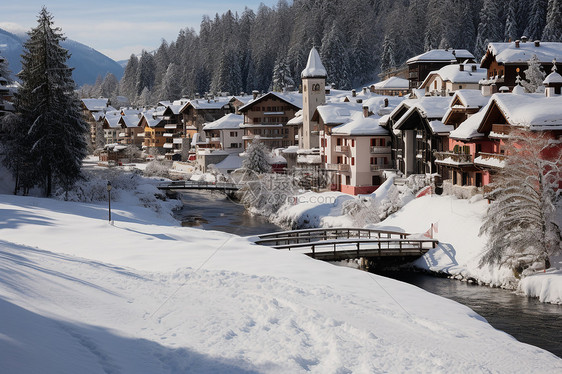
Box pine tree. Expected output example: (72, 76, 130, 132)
(320, 22, 351, 90)
(480, 129, 561, 276)
(504, 0, 519, 42)
(136, 51, 156, 98)
(0, 53, 11, 83)
(380, 33, 397, 74)
(524, 0, 548, 41)
(100, 73, 119, 99)
(158, 63, 181, 101)
(542, 0, 562, 41)
(522, 54, 546, 93)
(242, 139, 271, 174)
(475, 0, 504, 58)
(14, 7, 88, 196)
(120, 54, 139, 103)
(272, 56, 295, 91)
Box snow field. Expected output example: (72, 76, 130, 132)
(1, 194, 561, 372)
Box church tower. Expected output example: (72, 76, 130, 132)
(301, 47, 326, 149)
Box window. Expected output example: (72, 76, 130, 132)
(351, 139, 355, 147)
(337, 138, 342, 146)
(370, 157, 374, 164)
(370, 138, 375, 147)
(230, 131, 238, 137)
(351, 157, 355, 166)
(380, 139, 385, 146)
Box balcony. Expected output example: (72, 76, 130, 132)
(326, 163, 350, 172)
(434, 151, 473, 165)
(370, 164, 392, 171)
(474, 152, 507, 168)
(335, 145, 350, 154)
(173, 138, 183, 144)
(163, 143, 173, 149)
(370, 146, 391, 154)
(210, 137, 221, 142)
(490, 124, 511, 136)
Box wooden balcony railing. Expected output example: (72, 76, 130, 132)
(370, 146, 391, 154)
(434, 151, 473, 164)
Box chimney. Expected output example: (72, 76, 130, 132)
(534, 40, 540, 47)
(384, 98, 389, 107)
(363, 106, 369, 118)
(362, 87, 368, 95)
(352, 89, 356, 97)
(252, 90, 259, 100)
(459, 64, 464, 71)
(515, 40, 520, 48)
(521, 36, 528, 43)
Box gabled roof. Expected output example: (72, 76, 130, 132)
(102, 115, 122, 129)
(119, 114, 141, 128)
(331, 116, 389, 136)
(82, 98, 109, 112)
(238, 91, 302, 112)
(301, 47, 327, 78)
(484, 41, 562, 65)
(391, 96, 451, 133)
(449, 104, 489, 141)
(179, 98, 231, 113)
(371, 76, 409, 90)
(141, 113, 165, 128)
(419, 64, 487, 88)
(407, 49, 474, 64)
(203, 113, 243, 130)
(164, 104, 183, 115)
(451, 89, 490, 108)
(314, 102, 362, 126)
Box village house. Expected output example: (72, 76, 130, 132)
(238, 91, 301, 150)
(480, 38, 562, 94)
(81, 98, 112, 146)
(370, 76, 410, 96)
(407, 49, 475, 90)
(444, 67, 562, 196)
(117, 114, 144, 148)
(139, 110, 167, 153)
(179, 96, 232, 144)
(387, 96, 451, 176)
(418, 63, 487, 96)
(325, 114, 392, 195)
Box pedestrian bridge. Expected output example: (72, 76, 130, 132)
(255, 227, 437, 262)
(157, 180, 239, 192)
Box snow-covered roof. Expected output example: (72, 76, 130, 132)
(453, 89, 490, 108)
(238, 91, 302, 112)
(301, 47, 327, 78)
(142, 113, 165, 128)
(166, 104, 184, 115)
(81, 98, 109, 112)
(544, 70, 562, 84)
(391, 96, 451, 131)
(449, 103, 491, 140)
(486, 41, 562, 64)
(419, 64, 486, 88)
(202, 113, 243, 130)
(331, 116, 389, 136)
(407, 49, 474, 64)
(103, 115, 122, 129)
(315, 102, 362, 125)
(214, 153, 243, 172)
(428, 120, 454, 134)
(372, 76, 409, 90)
(362, 96, 406, 116)
(287, 110, 303, 126)
(491, 92, 562, 130)
(120, 114, 141, 128)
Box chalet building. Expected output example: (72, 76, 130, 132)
(387, 96, 451, 175)
(201, 113, 243, 152)
(480, 38, 562, 94)
(445, 72, 562, 195)
(161, 103, 187, 160)
(370, 76, 410, 96)
(117, 115, 144, 148)
(238, 91, 301, 150)
(418, 63, 486, 96)
(407, 49, 475, 90)
(179, 97, 232, 143)
(101, 113, 123, 144)
(139, 112, 166, 151)
(433, 90, 491, 196)
(325, 115, 392, 195)
(81, 98, 112, 146)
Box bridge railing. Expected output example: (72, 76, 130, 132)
(255, 228, 409, 246)
(157, 180, 239, 191)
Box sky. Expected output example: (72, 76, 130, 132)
(0, 1, 279, 61)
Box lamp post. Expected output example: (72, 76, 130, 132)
(107, 181, 112, 222)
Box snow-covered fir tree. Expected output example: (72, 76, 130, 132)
(504, 0, 519, 42)
(0, 53, 11, 83)
(120, 54, 138, 103)
(524, 0, 548, 41)
(135, 51, 156, 98)
(137, 87, 152, 107)
(475, 0, 504, 58)
(541, 0, 562, 41)
(13, 7, 88, 196)
(522, 54, 546, 93)
(272, 56, 295, 92)
(242, 139, 271, 174)
(380, 33, 397, 74)
(320, 22, 351, 90)
(479, 129, 561, 276)
(158, 63, 182, 101)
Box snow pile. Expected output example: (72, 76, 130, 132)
(1, 193, 561, 372)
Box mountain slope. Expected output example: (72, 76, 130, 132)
(0, 28, 123, 87)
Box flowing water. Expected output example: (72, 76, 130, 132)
(173, 190, 562, 358)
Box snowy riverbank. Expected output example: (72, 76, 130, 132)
(0, 193, 561, 372)
(270, 186, 562, 304)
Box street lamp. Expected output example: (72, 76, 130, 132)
(107, 181, 112, 222)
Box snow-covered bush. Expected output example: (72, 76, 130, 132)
(143, 160, 171, 178)
(53, 169, 181, 216)
(238, 172, 299, 216)
(342, 197, 382, 227)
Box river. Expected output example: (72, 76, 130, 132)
(173, 190, 562, 359)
